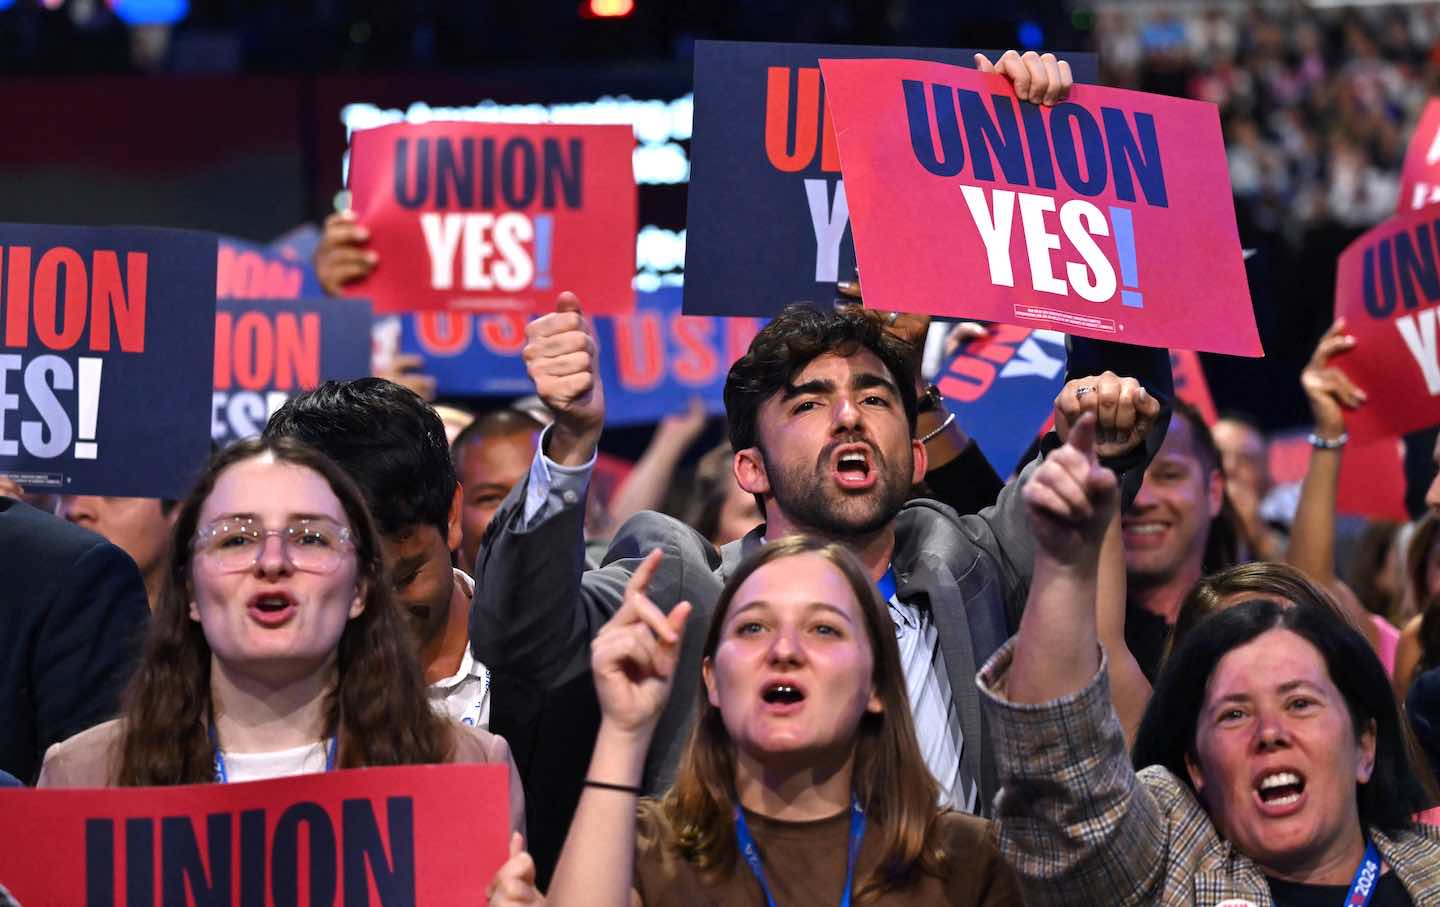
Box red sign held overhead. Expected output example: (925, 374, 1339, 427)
(1333, 206, 1440, 443)
(1398, 99, 1440, 215)
(347, 122, 637, 315)
(817, 57, 1260, 356)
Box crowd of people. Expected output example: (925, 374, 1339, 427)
(6, 46, 1440, 907)
(1096, 1, 1440, 239)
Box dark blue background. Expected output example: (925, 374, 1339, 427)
(0, 224, 216, 498)
(401, 285, 753, 426)
(938, 328, 1067, 478)
(211, 296, 374, 447)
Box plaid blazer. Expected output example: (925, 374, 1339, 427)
(978, 641, 1440, 907)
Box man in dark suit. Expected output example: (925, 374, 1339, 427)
(0, 493, 149, 783)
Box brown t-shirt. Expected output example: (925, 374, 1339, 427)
(633, 801, 1021, 907)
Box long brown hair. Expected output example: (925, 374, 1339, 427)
(661, 535, 946, 901)
(115, 436, 454, 785)
(1407, 512, 1440, 608)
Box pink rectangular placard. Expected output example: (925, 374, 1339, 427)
(0, 763, 508, 905)
(818, 57, 1261, 356)
(1398, 99, 1440, 214)
(1332, 206, 1440, 443)
(347, 121, 636, 315)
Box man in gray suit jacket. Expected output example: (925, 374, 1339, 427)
(472, 294, 1170, 813)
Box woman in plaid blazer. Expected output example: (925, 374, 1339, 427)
(979, 414, 1440, 906)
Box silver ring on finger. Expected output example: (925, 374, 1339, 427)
(1074, 386, 1096, 399)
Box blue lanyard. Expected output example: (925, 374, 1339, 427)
(1344, 840, 1382, 907)
(734, 799, 866, 907)
(876, 567, 897, 603)
(208, 720, 337, 783)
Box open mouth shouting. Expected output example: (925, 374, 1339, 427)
(761, 680, 807, 715)
(830, 444, 877, 491)
(1253, 768, 1307, 816)
(247, 591, 298, 627)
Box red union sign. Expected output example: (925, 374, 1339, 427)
(347, 121, 637, 315)
(0, 763, 509, 905)
(818, 57, 1260, 356)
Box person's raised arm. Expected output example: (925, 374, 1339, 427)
(1287, 319, 1362, 583)
(984, 416, 1168, 907)
(545, 549, 691, 907)
(470, 292, 614, 687)
(1050, 379, 1155, 741)
(525, 293, 606, 466)
(1008, 413, 1118, 704)
(1285, 320, 1377, 642)
(1096, 509, 1150, 747)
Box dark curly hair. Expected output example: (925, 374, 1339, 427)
(723, 304, 919, 457)
(114, 436, 454, 785)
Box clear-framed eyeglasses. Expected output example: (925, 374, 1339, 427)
(192, 516, 356, 574)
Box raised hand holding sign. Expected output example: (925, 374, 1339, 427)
(1301, 319, 1365, 441)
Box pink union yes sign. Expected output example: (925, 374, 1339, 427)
(818, 58, 1261, 356)
(1398, 99, 1440, 215)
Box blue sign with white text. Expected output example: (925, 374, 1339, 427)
(0, 224, 217, 498)
(938, 324, 1068, 478)
(212, 297, 374, 446)
(218, 235, 327, 301)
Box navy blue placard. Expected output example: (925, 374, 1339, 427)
(397, 310, 535, 397)
(398, 286, 764, 426)
(937, 324, 1068, 479)
(217, 234, 327, 300)
(684, 40, 1097, 316)
(594, 285, 762, 425)
(212, 297, 374, 446)
(0, 224, 216, 499)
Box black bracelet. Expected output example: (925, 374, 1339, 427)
(584, 778, 642, 795)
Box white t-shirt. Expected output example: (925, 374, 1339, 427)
(220, 741, 330, 783)
(426, 569, 493, 729)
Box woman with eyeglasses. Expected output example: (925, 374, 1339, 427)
(38, 437, 524, 833)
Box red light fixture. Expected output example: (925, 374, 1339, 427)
(580, 0, 634, 18)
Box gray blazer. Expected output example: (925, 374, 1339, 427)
(470, 460, 1037, 811)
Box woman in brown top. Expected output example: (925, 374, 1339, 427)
(37, 437, 524, 832)
(488, 535, 1019, 906)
